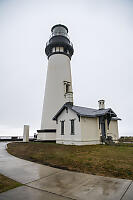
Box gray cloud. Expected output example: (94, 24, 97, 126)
(0, 0, 133, 136)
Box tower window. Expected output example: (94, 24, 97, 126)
(64, 81, 71, 94)
(71, 119, 75, 135)
(55, 47, 64, 52)
(56, 47, 60, 52)
(61, 121, 64, 135)
(60, 47, 64, 52)
(66, 84, 69, 93)
(52, 47, 55, 53)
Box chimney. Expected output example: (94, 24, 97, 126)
(98, 100, 105, 109)
(65, 91, 73, 105)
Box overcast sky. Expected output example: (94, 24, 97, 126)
(0, 0, 133, 137)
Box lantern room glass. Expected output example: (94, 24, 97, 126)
(52, 26, 68, 37)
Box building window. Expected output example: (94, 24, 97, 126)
(61, 121, 64, 135)
(71, 119, 75, 135)
(99, 117, 101, 129)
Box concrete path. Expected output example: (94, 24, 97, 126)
(0, 142, 132, 200)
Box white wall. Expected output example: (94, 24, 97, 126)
(107, 120, 119, 140)
(81, 117, 100, 144)
(37, 132, 56, 140)
(41, 54, 72, 130)
(56, 108, 81, 145)
(37, 53, 73, 140)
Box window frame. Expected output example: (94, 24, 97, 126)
(70, 119, 75, 135)
(61, 120, 65, 135)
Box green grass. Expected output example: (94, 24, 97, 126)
(0, 174, 22, 193)
(7, 142, 133, 180)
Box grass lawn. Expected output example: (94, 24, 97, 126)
(0, 174, 22, 193)
(7, 142, 133, 180)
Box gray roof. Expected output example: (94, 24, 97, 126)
(53, 103, 120, 120)
(71, 105, 111, 117)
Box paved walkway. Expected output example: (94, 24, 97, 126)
(0, 142, 132, 200)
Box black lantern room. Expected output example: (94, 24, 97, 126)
(45, 24, 74, 59)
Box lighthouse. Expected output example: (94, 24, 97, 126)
(37, 24, 74, 140)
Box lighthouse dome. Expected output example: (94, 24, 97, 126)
(51, 24, 68, 37)
(45, 24, 74, 59)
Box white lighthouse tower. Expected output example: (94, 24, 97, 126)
(37, 24, 74, 140)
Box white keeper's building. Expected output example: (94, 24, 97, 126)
(37, 24, 121, 145)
